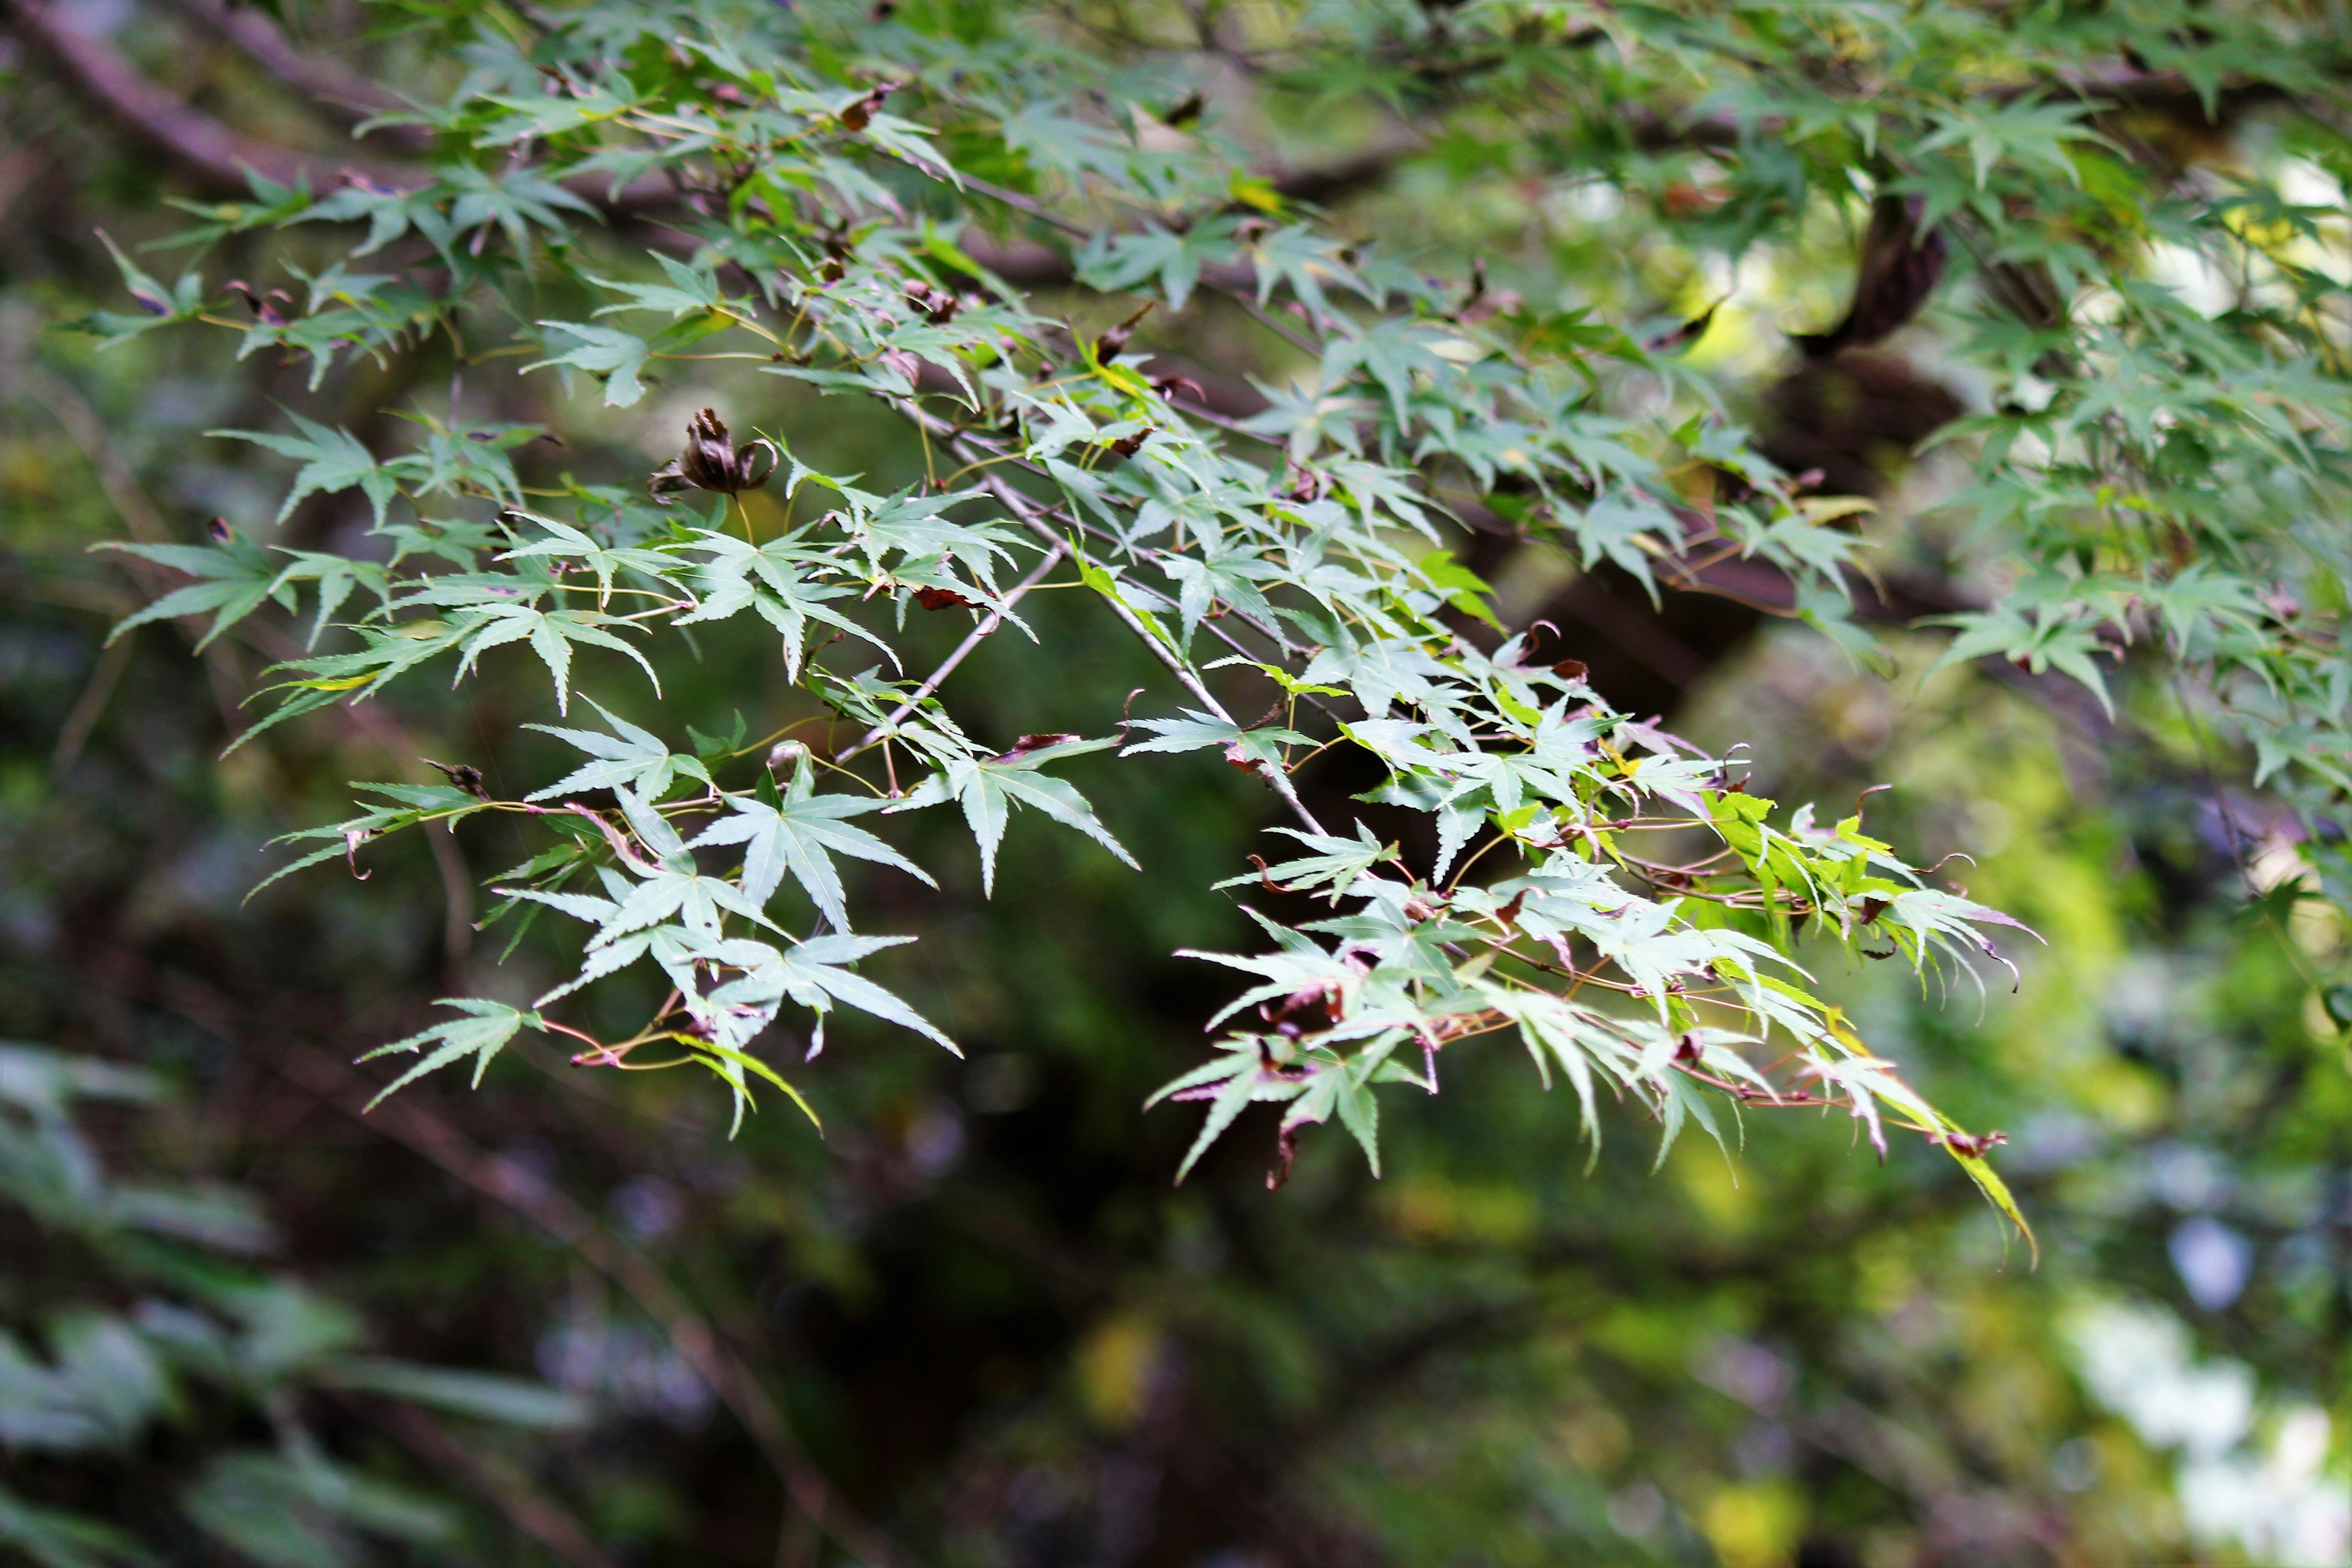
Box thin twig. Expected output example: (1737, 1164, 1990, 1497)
(118, 960, 913, 1568)
(0, 0, 409, 190)
(150, 0, 411, 127)
(835, 544, 1067, 762)
(18, 360, 248, 737)
(366, 1400, 619, 1568)
(967, 464, 1329, 835)
(50, 632, 134, 775)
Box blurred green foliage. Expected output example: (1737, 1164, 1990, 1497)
(0, 3, 2348, 1567)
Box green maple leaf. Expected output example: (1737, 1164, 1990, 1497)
(526, 699, 709, 802)
(98, 526, 288, 650)
(210, 412, 403, 524)
(692, 756, 935, 930)
(526, 322, 652, 407)
(356, 1000, 544, 1108)
(890, 736, 1135, 896)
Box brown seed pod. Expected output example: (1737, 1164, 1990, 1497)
(647, 409, 780, 502)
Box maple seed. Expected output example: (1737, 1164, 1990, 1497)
(839, 81, 897, 132)
(1281, 466, 1331, 503)
(225, 280, 290, 324)
(903, 278, 959, 325)
(1095, 301, 1153, 361)
(1259, 981, 1343, 1037)
(1929, 1129, 2009, 1159)
(1267, 1123, 1300, 1190)
(647, 409, 779, 501)
(423, 760, 491, 801)
(915, 586, 978, 611)
(996, 733, 1080, 760)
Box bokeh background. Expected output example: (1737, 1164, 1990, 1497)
(1, 4, 2348, 1566)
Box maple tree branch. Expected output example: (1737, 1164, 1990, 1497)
(148, 0, 412, 129)
(114, 957, 915, 1568)
(0, 0, 408, 191)
(965, 462, 1330, 837)
(363, 1400, 618, 1568)
(837, 542, 1068, 763)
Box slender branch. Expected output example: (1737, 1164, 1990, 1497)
(13, 359, 248, 738)
(0, 141, 43, 227)
(0, 1, 671, 211)
(49, 630, 134, 775)
(963, 460, 1329, 835)
(836, 544, 1067, 762)
(365, 1401, 619, 1568)
(148, 0, 417, 130)
(0, 0, 410, 191)
(113, 957, 914, 1568)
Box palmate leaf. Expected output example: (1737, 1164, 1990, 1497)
(1251, 224, 1365, 318)
(998, 99, 1135, 184)
(439, 164, 601, 258)
(1874, 887, 2041, 987)
(672, 530, 889, 679)
(1917, 95, 2102, 190)
(525, 699, 709, 802)
(1156, 542, 1284, 641)
(691, 756, 934, 930)
(265, 550, 391, 648)
(97, 530, 289, 651)
(444, 600, 660, 714)
(227, 621, 477, 756)
(495, 510, 680, 608)
(703, 933, 957, 1054)
(210, 412, 404, 525)
(356, 1000, 543, 1109)
(477, 85, 641, 144)
(889, 736, 1136, 896)
(1926, 603, 2116, 715)
(588, 254, 727, 318)
(0, 1486, 150, 1568)
(526, 320, 652, 407)
(831, 484, 1026, 596)
(1275, 1055, 1385, 1177)
(1120, 709, 1311, 772)
(322, 1360, 586, 1430)
(589, 858, 776, 951)
(1179, 919, 1368, 1033)
(1213, 823, 1396, 902)
(1152, 1042, 1336, 1184)
(1075, 219, 1241, 312)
